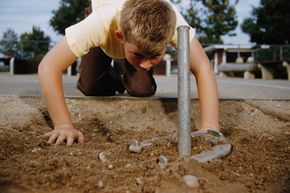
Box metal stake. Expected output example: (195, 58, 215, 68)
(177, 26, 191, 157)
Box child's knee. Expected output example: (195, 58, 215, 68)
(126, 85, 156, 97)
(77, 76, 116, 96)
(123, 73, 157, 97)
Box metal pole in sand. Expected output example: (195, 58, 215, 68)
(177, 25, 191, 157)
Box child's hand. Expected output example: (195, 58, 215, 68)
(42, 124, 84, 146)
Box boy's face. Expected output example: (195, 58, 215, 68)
(123, 41, 165, 71)
(116, 31, 165, 71)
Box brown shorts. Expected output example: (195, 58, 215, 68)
(76, 47, 157, 97)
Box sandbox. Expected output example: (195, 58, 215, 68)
(0, 96, 289, 193)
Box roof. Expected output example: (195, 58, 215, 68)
(205, 44, 254, 52)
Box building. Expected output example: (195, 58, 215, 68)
(204, 44, 254, 73)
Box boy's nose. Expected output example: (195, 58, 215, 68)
(140, 60, 153, 70)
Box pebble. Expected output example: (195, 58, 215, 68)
(97, 180, 104, 188)
(129, 138, 155, 153)
(158, 155, 168, 168)
(135, 177, 143, 185)
(108, 164, 114, 170)
(125, 163, 132, 168)
(98, 152, 106, 163)
(182, 175, 199, 188)
(31, 147, 41, 153)
(129, 140, 142, 153)
(154, 188, 161, 193)
(140, 139, 155, 148)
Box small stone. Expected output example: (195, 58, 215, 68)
(125, 163, 132, 168)
(154, 188, 161, 193)
(108, 164, 113, 170)
(182, 175, 199, 188)
(31, 147, 41, 153)
(135, 177, 143, 185)
(129, 140, 142, 153)
(158, 155, 168, 168)
(98, 152, 106, 163)
(97, 180, 104, 188)
(140, 139, 155, 148)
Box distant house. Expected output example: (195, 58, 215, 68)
(204, 44, 255, 73)
(0, 52, 10, 71)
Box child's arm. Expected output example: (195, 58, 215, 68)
(189, 37, 219, 131)
(38, 37, 84, 145)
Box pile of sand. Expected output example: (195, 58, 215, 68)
(0, 96, 289, 193)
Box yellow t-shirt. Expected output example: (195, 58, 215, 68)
(65, 0, 196, 59)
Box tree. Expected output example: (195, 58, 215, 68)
(50, 0, 238, 44)
(172, 0, 239, 44)
(0, 28, 18, 57)
(19, 26, 51, 59)
(50, 0, 90, 35)
(241, 0, 290, 44)
(200, 0, 239, 44)
(182, 1, 202, 33)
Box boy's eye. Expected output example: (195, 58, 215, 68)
(134, 53, 144, 58)
(147, 54, 161, 60)
(150, 54, 161, 59)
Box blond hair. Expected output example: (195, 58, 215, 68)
(120, 0, 176, 56)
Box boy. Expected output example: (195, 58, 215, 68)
(39, 0, 219, 146)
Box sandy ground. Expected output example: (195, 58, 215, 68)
(0, 96, 289, 193)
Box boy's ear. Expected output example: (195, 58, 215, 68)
(115, 31, 125, 43)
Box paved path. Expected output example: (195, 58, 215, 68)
(0, 73, 289, 100)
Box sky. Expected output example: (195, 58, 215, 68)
(0, 0, 260, 44)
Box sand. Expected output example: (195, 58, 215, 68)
(0, 96, 289, 193)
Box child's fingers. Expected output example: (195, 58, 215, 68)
(48, 132, 59, 144)
(41, 131, 52, 138)
(55, 134, 66, 145)
(66, 135, 75, 146)
(78, 132, 85, 145)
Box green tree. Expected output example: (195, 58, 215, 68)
(172, 0, 239, 44)
(50, 0, 90, 35)
(0, 28, 18, 57)
(19, 26, 51, 59)
(50, 0, 237, 44)
(200, 0, 239, 44)
(241, 0, 290, 44)
(182, 1, 202, 33)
